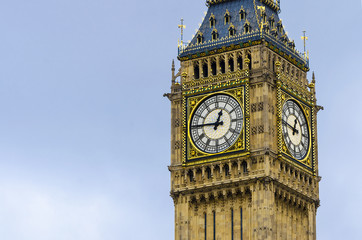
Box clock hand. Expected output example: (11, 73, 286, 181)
(282, 120, 299, 134)
(214, 110, 223, 130)
(191, 122, 218, 128)
(191, 121, 224, 128)
(292, 118, 299, 135)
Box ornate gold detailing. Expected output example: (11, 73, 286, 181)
(279, 72, 314, 105)
(259, 0, 280, 12)
(244, 77, 250, 152)
(182, 87, 249, 166)
(183, 71, 248, 95)
(278, 92, 315, 175)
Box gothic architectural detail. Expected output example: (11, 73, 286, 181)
(166, 0, 321, 239)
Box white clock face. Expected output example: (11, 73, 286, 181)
(282, 100, 310, 160)
(189, 94, 243, 154)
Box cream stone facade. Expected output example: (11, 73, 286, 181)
(165, 1, 321, 239)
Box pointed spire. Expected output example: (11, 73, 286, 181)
(312, 71, 315, 83)
(172, 59, 176, 84)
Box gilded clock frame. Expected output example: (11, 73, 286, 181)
(277, 88, 315, 174)
(182, 79, 250, 166)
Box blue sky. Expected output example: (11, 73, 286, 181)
(0, 0, 361, 239)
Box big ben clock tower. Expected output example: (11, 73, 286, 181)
(165, 0, 321, 239)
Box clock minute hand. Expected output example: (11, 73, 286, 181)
(191, 122, 218, 128)
(282, 120, 299, 134)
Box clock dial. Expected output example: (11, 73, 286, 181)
(282, 100, 310, 160)
(189, 94, 243, 154)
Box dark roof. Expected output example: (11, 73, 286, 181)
(178, 0, 308, 70)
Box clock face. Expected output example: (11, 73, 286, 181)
(282, 100, 310, 160)
(189, 94, 243, 154)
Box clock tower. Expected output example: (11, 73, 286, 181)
(165, 0, 321, 239)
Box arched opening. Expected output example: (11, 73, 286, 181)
(214, 165, 220, 178)
(229, 26, 235, 37)
(211, 60, 217, 75)
(239, 9, 245, 20)
(202, 62, 208, 78)
(228, 58, 234, 72)
(247, 53, 252, 70)
(242, 161, 248, 173)
(206, 167, 212, 179)
(219, 59, 226, 74)
(197, 34, 203, 44)
(244, 23, 250, 34)
(194, 62, 200, 79)
(212, 30, 218, 41)
(209, 15, 216, 28)
(224, 164, 230, 177)
(225, 13, 230, 24)
(188, 170, 194, 182)
(237, 55, 243, 70)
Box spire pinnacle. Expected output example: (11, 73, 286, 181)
(178, 18, 186, 45)
(301, 31, 308, 58)
(171, 59, 176, 84)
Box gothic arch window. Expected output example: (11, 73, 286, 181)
(196, 32, 203, 44)
(212, 29, 218, 41)
(211, 59, 217, 75)
(224, 10, 231, 24)
(202, 62, 208, 78)
(187, 170, 194, 182)
(228, 25, 236, 37)
(237, 54, 243, 70)
(239, 7, 246, 20)
(228, 57, 234, 72)
(194, 62, 200, 79)
(242, 161, 248, 173)
(224, 164, 230, 177)
(209, 14, 216, 28)
(244, 21, 251, 34)
(206, 167, 212, 179)
(219, 58, 226, 73)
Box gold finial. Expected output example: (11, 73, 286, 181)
(301, 31, 308, 58)
(257, 6, 265, 13)
(178, 18, 186, 45)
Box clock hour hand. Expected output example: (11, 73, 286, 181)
(282, 120, 299, 134)
(214, 110, 223, 130)
(292, 118, 298, 135)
